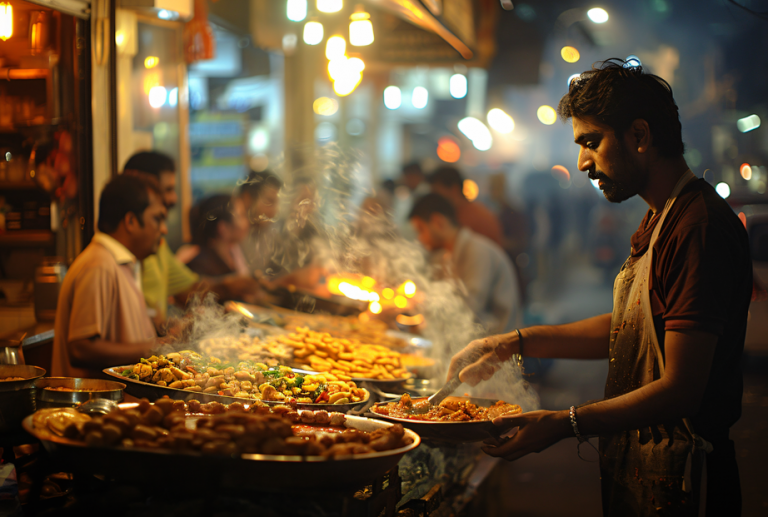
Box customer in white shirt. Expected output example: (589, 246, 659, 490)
(409, 193, 521, 334)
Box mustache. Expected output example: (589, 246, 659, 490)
(588, 170, 610, 182)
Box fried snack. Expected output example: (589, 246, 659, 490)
(282, 315, 408, 349)
(53, 398, 413, 458)
(372, 393, 522, 422)
(121, 353, 368, 405)
(275, 328, 411, 381)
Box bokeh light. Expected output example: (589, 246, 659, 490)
(458, 117, 493, 151)
(449, 74, 467, 99)
(412, 86, 429, 109)
(303, 21, 324, 45)
(383, 86, 401, 109)
(463, 179, 479, 201)
(382, 288, 394, 300)
(537, 105, 557, 125)
(369, 301, 382, 314)
(148, 86, 167, 108)
(317, 0, 342, 13)
(325, 35, 346, 60)
(394, 295, 407, 309)
(313, 96, 339, 116)
(403, 281, 416, 297)
(715, 182, 731, 198)
(740, 163, 752, 180)
(551, 165, 570, 181)
(561, 46, 580, 63)
(437, 137, 461, 163)
(286, 0, 307, 22)
(737, 114, 761, 133)
(587, 7, 609, 23)
(487, 108, 515, 133)
(144, 56, 159, 69)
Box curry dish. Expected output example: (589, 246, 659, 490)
(372, 393, 522, 422)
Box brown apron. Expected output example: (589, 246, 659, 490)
(600, 169, 711, 517)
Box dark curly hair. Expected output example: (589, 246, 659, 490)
(557, 58, 685, 158)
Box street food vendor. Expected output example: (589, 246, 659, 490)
(122, 151, 263, 326)
(410, 193, 521, 334)
(448, 59, 752, 516)
(52, 175, 170, 378)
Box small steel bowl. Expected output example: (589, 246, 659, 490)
(35, 377, 126, 409)
(0, 365, 47, 432)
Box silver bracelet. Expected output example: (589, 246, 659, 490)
(569, 406, 586, 443)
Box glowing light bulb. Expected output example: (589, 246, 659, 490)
(587, 7, 609, 23)
(317, 0, 342, 13)
(325, 35, 346, 60)
(537, 105, 557, 125)
(449, 74, 467, 99)
(148, 86, 167, 108)
(303, 21, 324, 45)
(287, 0, 308, 22)
(383, 86, 401, 110)
(369, 301, 382, 314)
(0, 4, 13, 41)
(412, 87, 428, 109)
(487, 108, 515, 133)
(349, 9, 374, 46)
(394, 295, 407, 309)
(715, 182, 731, 199)
(403, 281, 416, 297)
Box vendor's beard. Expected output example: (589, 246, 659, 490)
(589, 152, 647, 204)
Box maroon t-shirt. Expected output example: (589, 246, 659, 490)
(629, 178, 752, 441)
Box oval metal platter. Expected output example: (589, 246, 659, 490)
(366, 396, 510, 444)
(103, 366, 369, 414)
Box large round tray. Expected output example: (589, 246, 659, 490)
(366, 396, 508, 444)
(23, 411, 420, 490)
(104, 366, 369, 413)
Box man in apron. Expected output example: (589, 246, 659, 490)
(447, 59, 752, 516)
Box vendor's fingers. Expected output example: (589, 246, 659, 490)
(482, 435, 510, 447)
(458, 354, 499, 386)
(491, 413, 525, 429)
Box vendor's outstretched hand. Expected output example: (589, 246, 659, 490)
(447, 335, 511, 386)
(481, 410, 571, 461)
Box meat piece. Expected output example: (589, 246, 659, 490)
(314, 411, 330, 424)
(487, 403, 522, 421)
(187, 400, 201, 414)
(300, 411, 315, 424)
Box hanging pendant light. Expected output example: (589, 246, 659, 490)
(349, 5, 373, 46)
(0, 3, 13, 41)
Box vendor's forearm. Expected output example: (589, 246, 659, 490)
(69, 337, 154, 369)
(498, 313, 612, 360)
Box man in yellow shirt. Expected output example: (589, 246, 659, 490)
(123, 151, 262, 329)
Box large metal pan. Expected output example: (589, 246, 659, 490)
(366, 396, 510, 444)
(23, 411, 420, 490)
(0, 364, 47, 432)
(103, 366, 369, 413)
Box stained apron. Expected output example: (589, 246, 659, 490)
(599, 169, 707, 517)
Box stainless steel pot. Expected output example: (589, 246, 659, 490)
(0, 332, 26, 365)
(0, 364, 47, 432)
(35, 377, 125, 409)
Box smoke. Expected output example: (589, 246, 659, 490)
(259, 143, 540, 411)
(153, 293, 244, 357)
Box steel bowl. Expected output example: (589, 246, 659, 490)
(35, 378, 125, 409)
(0, 364, 46, 432)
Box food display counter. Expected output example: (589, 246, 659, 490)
(0, 303, 513, 516)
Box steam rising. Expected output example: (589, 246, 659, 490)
(178, 144, 539, 410)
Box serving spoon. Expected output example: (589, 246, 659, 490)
(406, 374, 462, 415)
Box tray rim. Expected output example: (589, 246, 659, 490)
(103, 365, 370, 407)
(22, 412, 420, 463)
(368, 396, 513, 426)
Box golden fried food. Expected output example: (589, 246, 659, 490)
(50, 398, 413, 457)
(275, 328, 410, 381)
(372, 393, 522, 422)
